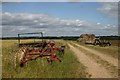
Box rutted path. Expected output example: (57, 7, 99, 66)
(68, 43, 113, 78)
(70, 42, 118, 68)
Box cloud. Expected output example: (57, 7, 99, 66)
(2, 12, 118, 37)
(96, 23, 100, 25)
(2, 12, 90, 28)
(97, 3, 118, 18)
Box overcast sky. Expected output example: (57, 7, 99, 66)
(1, 2, 118, 37)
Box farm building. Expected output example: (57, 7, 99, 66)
(78, 34, 96, 43)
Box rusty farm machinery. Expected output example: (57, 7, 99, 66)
(14, 32, 65, 67)
(92, 39, 111, 47)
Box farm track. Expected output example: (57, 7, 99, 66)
(67, 43, 112, 78)
(70, 42, 118, 68)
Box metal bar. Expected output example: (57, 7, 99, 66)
(18, 34, 20, 46)
(19, 32, 43, 35)
(41, 32, 43, 42)
(18, 32, 43, 46)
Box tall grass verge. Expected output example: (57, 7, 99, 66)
(2, 40, 88, 78)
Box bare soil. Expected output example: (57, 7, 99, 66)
(67, 43, 116, 78)
(71, 42, 118, 68)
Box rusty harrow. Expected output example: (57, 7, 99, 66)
(19, 41, 65, 67)
(14, 32, 65, 67)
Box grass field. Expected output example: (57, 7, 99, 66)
(2, 40, 89, 78)
(0, 40, 2, 79)
(108, 40, 120, 47)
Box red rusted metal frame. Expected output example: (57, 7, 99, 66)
(20, 45, 62, 67)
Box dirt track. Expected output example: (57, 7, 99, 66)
(67, 43, 117, 78)
(71, 42, 118, 68)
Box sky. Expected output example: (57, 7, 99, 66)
(1, 2, 118, 37)
(2, 0, 120, 2)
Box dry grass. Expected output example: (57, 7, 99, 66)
(2, 40, 88, 78)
